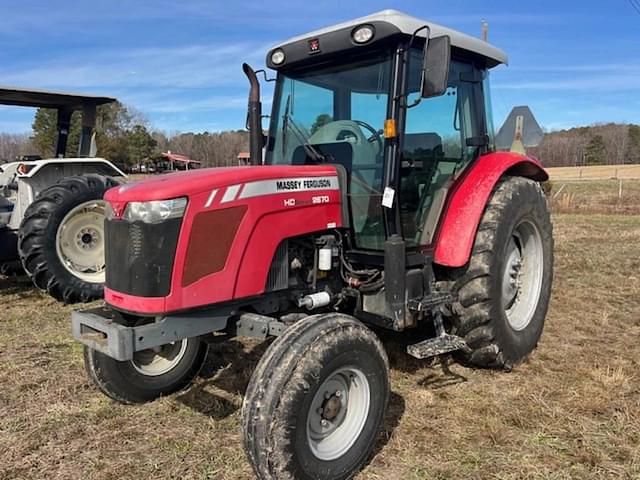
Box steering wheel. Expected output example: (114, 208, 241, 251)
(353, 120, 384, 157)
(309, 120, 383, 159)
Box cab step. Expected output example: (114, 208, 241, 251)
(406, 310, 470, 360)
(407, 333, 470, 359)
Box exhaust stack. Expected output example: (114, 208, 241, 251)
(242, 63, 264, 166)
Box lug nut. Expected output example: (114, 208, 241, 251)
(335, 390, 342, 398)
(321, 419, 329, 427)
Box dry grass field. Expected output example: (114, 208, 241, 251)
(0, 184, 639, 479)
(546, 164, 640, 181)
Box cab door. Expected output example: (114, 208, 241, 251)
(399, 53, 487, 248)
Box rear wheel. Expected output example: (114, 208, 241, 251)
(448, 176, 553, 369)
(242, 313, 389, 480)
(18, 174, 117, 303)
(84, 337, 208, 404)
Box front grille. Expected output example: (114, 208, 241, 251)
(105, 218, 182, 297)
(266, 240, 289, 291)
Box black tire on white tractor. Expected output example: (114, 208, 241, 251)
(448, 176, 553, 369)
(242, 313, 389, 480)
(0, 260, 24, 277)
(84, 337, 208, 404)
(18, 174, 118, 303)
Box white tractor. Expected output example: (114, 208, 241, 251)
(0, 87, 125, 302)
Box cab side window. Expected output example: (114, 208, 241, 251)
(400, 53, 483, 247)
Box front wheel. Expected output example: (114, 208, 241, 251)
(242, 313, 389, 480)
(84, 337, 208, 404)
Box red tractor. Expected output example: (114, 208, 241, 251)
(73, 10, 553, 479)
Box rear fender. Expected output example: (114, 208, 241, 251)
(433, 151, 548, 268)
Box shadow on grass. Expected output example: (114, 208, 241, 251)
(416, 357, 467, 389)
(177, 337, 270, 420)
(0, 275, 33, 295)
(378, 323, 468, 388)
(365, 391, 405, 468)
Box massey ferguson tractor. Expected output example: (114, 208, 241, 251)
(0, 87, 125, 301)
(72, 10, 553, 479)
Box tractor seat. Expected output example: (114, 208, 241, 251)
(400, 133, 444, 211)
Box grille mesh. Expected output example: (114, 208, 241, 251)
(266, 240, 288, 291)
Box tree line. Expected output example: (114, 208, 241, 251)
(1, 104, 639, 169)
(0, 102, 248, 169)
(529, 123, 640, 167)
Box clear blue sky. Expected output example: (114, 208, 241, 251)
(1, 0, 639, 134)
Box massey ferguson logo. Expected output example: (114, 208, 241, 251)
(276, 178, 332, 191)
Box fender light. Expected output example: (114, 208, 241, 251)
(123, 197, 187, 224)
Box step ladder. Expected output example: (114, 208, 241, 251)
(407, 310, 470, 360)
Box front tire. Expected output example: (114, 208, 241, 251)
(18, 174, 117, 303)
(449, 176, 554, 369)
(84, 337, 208, 404)
(242, 313, 389, 480)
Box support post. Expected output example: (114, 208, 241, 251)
(55, 107, 73, 158)
(78, 103, 97, 157)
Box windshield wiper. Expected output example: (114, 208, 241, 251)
(281, 94, 325, 163)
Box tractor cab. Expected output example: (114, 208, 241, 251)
(260, 10, 506, 253)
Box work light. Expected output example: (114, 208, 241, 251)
(271, 49, 285, 65)
(352, 25, 374, 44)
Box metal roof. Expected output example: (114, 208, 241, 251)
(0, 86, 116, 109)
(273, 9, 508, 68)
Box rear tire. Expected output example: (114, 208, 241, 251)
(18, 174, 117, 303)
(84, 337, 208, 404)
(448, 176, 553, 369)
(242, 313, 389, 480)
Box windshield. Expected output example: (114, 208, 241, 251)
(266, 51, 392, 250)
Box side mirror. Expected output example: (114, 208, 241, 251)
(421, 35, 451, 98)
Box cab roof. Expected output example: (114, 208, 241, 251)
(272, 9, 508, 68)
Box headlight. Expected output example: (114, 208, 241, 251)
(123, 197, 187, 224)
(271, 49, 285, 65)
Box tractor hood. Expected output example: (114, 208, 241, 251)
(105, 165, 341, 203)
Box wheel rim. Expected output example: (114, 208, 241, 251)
(131, 340, 188, 376)
(55, 200, 107, 283)
(501, 219, 544, 331)
(306, 366, 371, 461)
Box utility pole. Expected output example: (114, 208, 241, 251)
(481, 19, 489, 41)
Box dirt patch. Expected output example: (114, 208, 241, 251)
(0, 213, 638, 479)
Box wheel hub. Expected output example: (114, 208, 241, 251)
(501, 220, 544, 331)
(56, 200, 107, 283)
(78, 228, 100, 249)
(131, 340, 188, 376)
(502, 237, 523, 309)
(321, 392, 343, 421)
(306, 367, 371, 461)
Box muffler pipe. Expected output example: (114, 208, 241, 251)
(242, 63, 264, 166)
